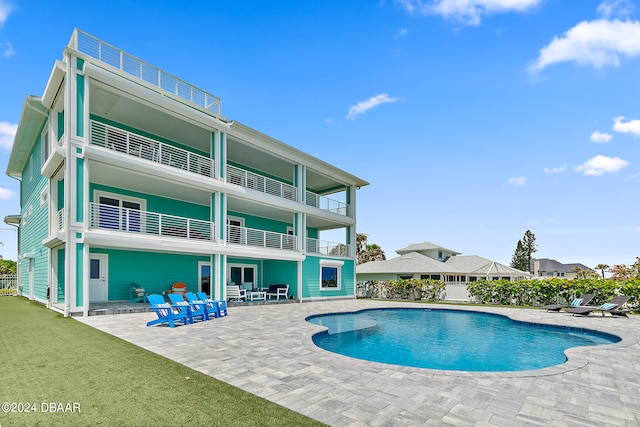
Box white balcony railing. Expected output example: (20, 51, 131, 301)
(57, 208, 65, 231)
(90, 120, 214, 179)
(227, 164, 297, 202)
(306, 191, 350, 216)
(306, 238, 350, 257)
(89, 202, 214, 241)
(226, 225, 297, 251)
(71, 29, 222, 114)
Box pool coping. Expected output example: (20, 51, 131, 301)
(300, 304, 632, 378)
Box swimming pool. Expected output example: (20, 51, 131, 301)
(307, 308, 620, 371)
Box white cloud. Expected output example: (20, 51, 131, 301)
(395, 0, 542, 26)
(508, 176, 527, 186)
(346, 94, 399, 120)
(574, 154, 629, 176)
(0, 121, 17, 150)
(613, 116, 640, 136)
(543, 165, 566, 174)
(0, 1, 13, 27)
(0, 187, 15, 200)
(597, 0, 634, 19)
(398, 28, 408, 37)
(530, 19, 640, 72)
(2, 41, 14, 58)
(590, 131, 613, 143)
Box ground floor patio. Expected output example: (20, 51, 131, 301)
(77, 300, 640, 426)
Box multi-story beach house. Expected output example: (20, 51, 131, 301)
(5, 29, 368, 316)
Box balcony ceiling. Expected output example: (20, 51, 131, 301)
(90, 83, 212, 154)
(90, 82, 349, 196)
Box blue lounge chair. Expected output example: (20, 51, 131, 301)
(146, 294, 189, 328)
(197, 292, 228, 317)
(184, 292, 211, 321)
(168, 293, 205, 323)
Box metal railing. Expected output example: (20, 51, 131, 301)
(90, 120, 214, 178)
(227, 164, 297, 202)
(0, 274, 18, 296)
(226, 224, 298, 251)
(71, 29, 222, 114)
(305, 191, 350, 216)
(57, 208, 65, 231)
(89, 202, 214, 241)
(306, 238, 350, 257)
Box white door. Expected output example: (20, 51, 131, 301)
(89, 254, 108, 302)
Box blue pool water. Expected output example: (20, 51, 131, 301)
(307, 309, 620, 371)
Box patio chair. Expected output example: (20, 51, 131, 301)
(130, 282, 149, 303)
(184, 292, 211, 321)
(168, 293, 207, 323)
(264, 284, 289, 300)
(197, 292, 228, 317)
(566, 295, 631, 317)
(146, 294, 189, 328)
(541, 294, 594, 312)
(226, 284, 247, 302)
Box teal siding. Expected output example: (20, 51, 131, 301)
(90, 248, 209, 301)
(306, 227, 318, 239)
(229, 211, 292, 234)
(263, 260, 297, 298)
(90, 184, 209, 220)
(57, 248, 65, 302)
(19, 127, 50, 301)
(76, 158, 84, 222)
(76, 72, 84, 137)
(302, 256, 354, 299)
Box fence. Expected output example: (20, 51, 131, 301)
(0, 274, 18, 296)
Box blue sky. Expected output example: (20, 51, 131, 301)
(1, 0, 639, 269)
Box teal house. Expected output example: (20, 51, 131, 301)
(5, 29, 368, 316)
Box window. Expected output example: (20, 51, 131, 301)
(41, 125, 50, 165)
(320, 260, 343, 290)
(94, 191, 144, 232)
(438, 250, 443, 260)
(399, 275, 413, 280)
(228, 264, 256, 290)
(226, 217, 244, 244)
(40, 188, 49, 206)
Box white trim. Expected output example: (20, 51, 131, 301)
(41, 122, 50, 167)
(40, 187, 49, 207)
(320, 259, 343, 291)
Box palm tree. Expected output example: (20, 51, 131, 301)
(595, 263, 609, 279)
(360, 244, 387, 264)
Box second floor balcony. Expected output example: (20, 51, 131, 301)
(88, 202, 214, 242)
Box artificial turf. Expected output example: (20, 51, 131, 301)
(0, 296, 325, 426)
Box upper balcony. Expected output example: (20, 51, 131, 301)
(89, 120, 352, 218)
(70, 29, 222, 116)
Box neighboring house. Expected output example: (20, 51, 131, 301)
(5, 30, 368, 316)
(531, 258, 594, 280)
(356, 241, 530, 300)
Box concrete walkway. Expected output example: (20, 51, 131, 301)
(78, 300, 640, 426)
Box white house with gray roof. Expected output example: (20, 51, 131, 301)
(356, 241, 530, 301)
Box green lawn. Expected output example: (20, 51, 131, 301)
(0, 296, 325, 426)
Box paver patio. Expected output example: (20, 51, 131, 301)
(78, 300, 640, 426)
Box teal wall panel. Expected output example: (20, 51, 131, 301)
(76, 157, 84, 222)
(18, 126, 50, 301)
(90, 183, 209, 220)
(90, 248, 209, 301)
(228, 210, 292, 234)
(76, 73, 84, 137)
(57, 248, 65, 302)
(302, 256, 354, 299)
(75, 243, 83, 306)
(263, 260, 297, 298)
